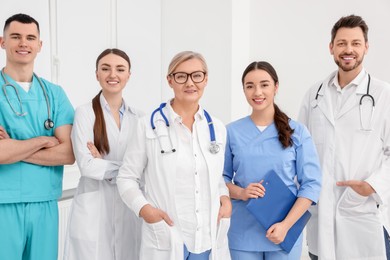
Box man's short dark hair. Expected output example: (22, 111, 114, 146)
(3, 13, 40, 34)
(331, 15, 368, 43)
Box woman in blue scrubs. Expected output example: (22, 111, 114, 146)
(223, 61, 321, 260)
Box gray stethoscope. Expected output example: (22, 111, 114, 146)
(1, 69, 54, 130)
(315, 74, 374, 131)
(150, 102, 220, 154)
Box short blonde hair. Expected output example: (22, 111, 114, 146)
(167, 51, 208, 76)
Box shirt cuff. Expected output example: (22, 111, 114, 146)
(120, 189, 149, 217)
(365, 178, 384, 205)
(219, 185, 229, 197)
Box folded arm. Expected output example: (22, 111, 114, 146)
(23, 125, 75, 166)
(0, 126, 60, 164)
(71, 106, 122, 180)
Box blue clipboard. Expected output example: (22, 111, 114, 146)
(246, 170, 311, 253)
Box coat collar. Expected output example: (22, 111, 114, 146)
(329, 68, 367, 95)
(165, 99, 205, 124)
(313, 69, 370, 125)
(99, 93, 137, 115)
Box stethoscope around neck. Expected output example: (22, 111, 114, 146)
(1, 68, 54, 130)
(150, 102, 220, 154)
(315, 73, 375, 131)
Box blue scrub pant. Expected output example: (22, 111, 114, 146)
(0, 200, 58, 260)
(184, 244, 211, 260)
(385, 228, 390, 260)
(230, 246, 302, 260)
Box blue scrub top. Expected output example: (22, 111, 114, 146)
(223, 116, 321, 252)
(0, 73, 74, 203)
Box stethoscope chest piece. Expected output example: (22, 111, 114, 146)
(209, 141, 220, 154)
(44, 119, 54, 130)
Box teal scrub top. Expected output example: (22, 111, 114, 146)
(0, 72, 74, 203)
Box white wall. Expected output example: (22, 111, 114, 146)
(161, 1, 390, 122)
(248, 0, 390, 119)
(230, 0, 252, 122)
(53, 0, 162, 114)
(161, 0, 233, 123)
(117, 0, 162, 115)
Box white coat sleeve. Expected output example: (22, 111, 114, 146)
(298, 88, 312, 127)
(117, 118, 149, 216)
(218, 175, 229, 197)
(71, 105, 122, 180)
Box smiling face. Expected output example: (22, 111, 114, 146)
(0, 21, 42, 68)
(330, 27, 368, 73)
(167, 58, 208, 105)
(243, 69, 278, 115)
(96, 53, 130, 96)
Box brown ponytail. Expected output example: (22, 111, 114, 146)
(242, 61, 294, 149)
(274, 104, 294, 148)
(92, 90, 110, 155)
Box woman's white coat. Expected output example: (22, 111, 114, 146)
(64, 98, 142, 260)
(117, 104, 230, 260)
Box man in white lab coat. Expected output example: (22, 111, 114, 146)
(299, 15, 390, 260)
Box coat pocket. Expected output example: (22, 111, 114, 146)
(338, 188, 377, 217)
(68, 190, 100, 241)
(145, 125, 175, 155)
(142, 220, 172, 250)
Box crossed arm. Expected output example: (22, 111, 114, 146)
(0, 125, 75, 166)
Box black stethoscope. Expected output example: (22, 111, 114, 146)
(1, 69, 54, 130)
(150, 102, 220, 154)
(315, 74, 375, 131)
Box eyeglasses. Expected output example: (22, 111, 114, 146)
(170, 71, 206, 84)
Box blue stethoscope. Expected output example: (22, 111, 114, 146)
(150, 103, 220, 154)
(315, 74, 374, 131)
(1, 69, 54, 130)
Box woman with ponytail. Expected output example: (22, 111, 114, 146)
(223, 61, 321, 260)
(64, 49, 142, 260)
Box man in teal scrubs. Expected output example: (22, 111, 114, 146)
(0, 13, 74, 260)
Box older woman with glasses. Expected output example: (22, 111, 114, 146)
(117, 51, 232, 260)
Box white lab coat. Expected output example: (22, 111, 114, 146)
(63, 97, 143, 260)
(117, 103, 231, 260)
(299, 70, 390, 260)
